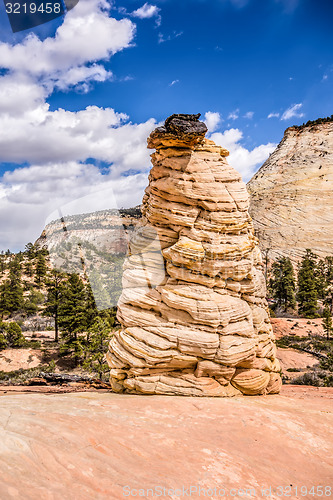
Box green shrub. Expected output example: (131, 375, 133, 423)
(0, 321, 25, 348)
(0, 333, 7, 350)
(5, 322, 25, 347)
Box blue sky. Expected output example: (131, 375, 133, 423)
(0, 0, 332, 250)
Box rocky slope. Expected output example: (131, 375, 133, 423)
(107, 114, 281, 396)
(247, 120, 333, 262)
(35, 207, 140, 259)
(35, 208, 141, 309)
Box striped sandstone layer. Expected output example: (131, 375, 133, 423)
(248, 121, 333, 262)
(107, 114, 281, 396)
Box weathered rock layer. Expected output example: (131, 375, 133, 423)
(107, 114, 281, 396)
(248, 121, 333, 262)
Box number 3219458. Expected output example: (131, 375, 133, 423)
(5, 3, 62, 14)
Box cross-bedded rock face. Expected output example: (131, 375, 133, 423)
(247, 121, 333, 263)
(106, 114, 281, 396)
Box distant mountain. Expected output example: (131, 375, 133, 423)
(247, 119, 333, 262)
(35, 207, 142, 309)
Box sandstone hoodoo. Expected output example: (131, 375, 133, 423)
(106, 114, 281, 396)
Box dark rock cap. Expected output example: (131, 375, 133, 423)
(148, 113, 208, 149)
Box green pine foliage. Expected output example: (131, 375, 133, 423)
(0, 255, 24, 316)
(322, 305, 332, 340)
(35, 253, 47, 285)
(0, 321, 25, 349)
(44, 270, 66, 342)
(270, 256, 296, 311)
(297, 249, 319, 318)
(293, 115, 333, 130)
(83, 317, 113, 380)
(58, 274, 100, 366)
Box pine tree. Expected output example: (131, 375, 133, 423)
(24, 242, 36, 260)
(84, 280, 99, 336)
(0, 253, 6, 276)
(0, 256, 24, 316)
(322, 256, 333, 313)
(44, 270, 66, 342)
(270, 257, 296, 311)
(297, 249, 319, 318)
(35, 252, 47, 286)
(83, 317, 112, 380)
(24, 260, 34, 278)
(322, 305, 332, 340)
(58, 273, 88, 365)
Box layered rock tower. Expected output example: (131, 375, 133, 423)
(107, 114, 281, 396)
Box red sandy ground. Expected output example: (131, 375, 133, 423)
(1, 319, 324, 385)
(0, 387, 332, 500)
(0, 319, 331, 499)
(270, 318, 324, 339)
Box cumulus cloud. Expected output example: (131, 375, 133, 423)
(0, 102, 157, 249)
(0, 0, 135, 92)
(0, 0, 156, 250)
(204, 111, 222, 133)
(244, 111, 254, 119)
(131, 3, 161, 22)
(228, 109, 239, 120)
(267, 112, 280, 119)
(0, 103, 155, 166)
(281, 103, 304, 121)
(210, 128, 276, 181)
(0, 163, 149, 249)
(132, 3, 158, 18)
(119, 3, 162, 27)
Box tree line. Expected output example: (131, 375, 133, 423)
(269, 249, 333, 338)
(0, 243, 116, 379)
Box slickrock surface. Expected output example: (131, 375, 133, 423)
(0, 389, 332, 499)
(247, 121, 333, 262)
(107, 114, 281, 396)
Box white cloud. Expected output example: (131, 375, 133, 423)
(204, 111, 222, 132)
(0, 162, 149, 249)
(281, 103, 304, 121)
(158, 31, 183, 44)
(0, 103, 156, 166)
(169, 79, 179, 86)
(131, 2, 161, 26)
(119, 3, 162, 27)
(0, 0, 159, 250)
(210, 128, 276, 181)
(228, 109, 239, 120)
(0, 0, 135, 92)
(244, 111, 254, 119)
(322, 74, 328, 82)
(267, 112, 280, 119)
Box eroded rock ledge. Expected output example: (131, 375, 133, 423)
(106, 114, 282, 396)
